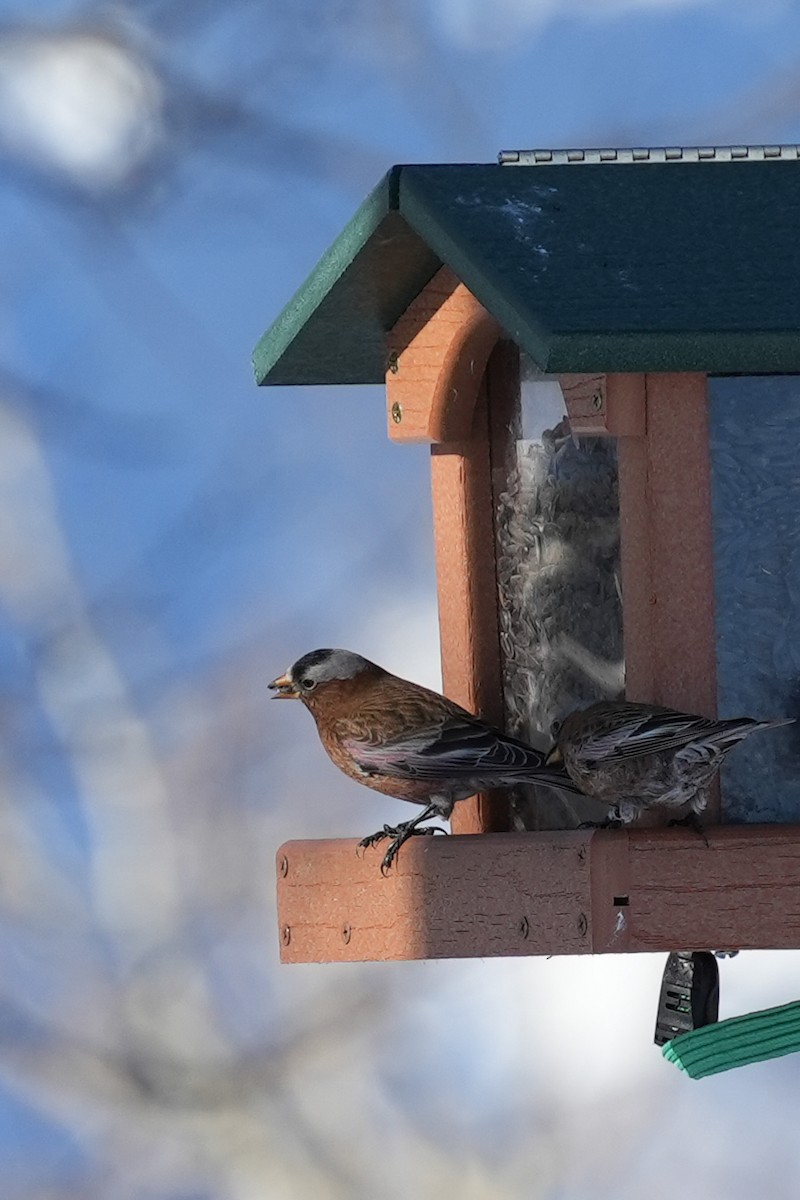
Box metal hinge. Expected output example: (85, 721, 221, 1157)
(499, 145, 800, 166)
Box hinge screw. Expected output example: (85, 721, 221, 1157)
(281, 925, 291, 946)
(342, 924, 352, 945)
(591, 391, 603, 412)
(577, 912, 588, 936)
(387, 351, 399, 374)
(279, 855, 288, 877)
(391, 401, 403, 424)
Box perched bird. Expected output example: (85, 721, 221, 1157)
(546, 700, 792, 824)
(269, 648, 583, 871)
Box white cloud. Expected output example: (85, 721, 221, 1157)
(0, 29, 164, 191)
(347, 587, 443, 691)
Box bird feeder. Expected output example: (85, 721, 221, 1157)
(256, 146, 800, 969)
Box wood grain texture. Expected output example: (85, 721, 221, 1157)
(386, 265, 502, 444)
(561, 373, 646, 436)
(617, 373, 719, 820)
(430, 345, 513, 835)
(644, 374, 717, 715)
(276, 825, 800, 963)
(617, 432, 656, 702)
(618, 377, 717, 690)
(277, 832, 591, 962)
(625, 825, 800, 952)
(560, 374, 606, 434)
(429, 345, 522, 835)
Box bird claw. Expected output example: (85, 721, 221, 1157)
(380, 844, 400, 876)
(577, 813, 625, 831)
(668, 812, 710, 847)
(357, 824, 401, 852)
(358, 821, 447, 873)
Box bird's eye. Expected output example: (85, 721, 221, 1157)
(300, 677, 316, 691)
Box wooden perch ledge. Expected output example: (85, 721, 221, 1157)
(276, 825, 800, 964)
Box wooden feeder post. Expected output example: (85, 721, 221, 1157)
(255, 147, 800, 966)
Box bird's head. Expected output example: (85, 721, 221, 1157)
(544, 716, 565, 765)
(269, 648, 379, 708)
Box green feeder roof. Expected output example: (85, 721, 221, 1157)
(254, 156, 800, 384)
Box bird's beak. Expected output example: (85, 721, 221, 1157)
(545, 745, 563, 766)
(268, 672, 300, 699)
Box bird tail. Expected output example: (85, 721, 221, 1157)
(709, 716, 793, 750)
(519, 766, 587, 796)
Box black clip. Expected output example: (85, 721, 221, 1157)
(654, 951, 720, 1047)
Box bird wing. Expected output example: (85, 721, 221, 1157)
(572, 705, 740, 764)
(343, 713, 547, 783)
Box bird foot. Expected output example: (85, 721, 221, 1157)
(577, 813, 625, 831)
(668, 812, 710, 846)
(357, 821, 447, 873)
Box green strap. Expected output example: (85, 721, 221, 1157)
(663, 1000, 800, 1078)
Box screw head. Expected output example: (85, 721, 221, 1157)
(341, 924, 352, 945)
(391, 401, 403, 424)
(591, 391, 603, 412)
(281, 925, 291, 946)
(518, 916, 530, 940)
(279, 855, 289, 878)
(387, 351, 399, 374)
(577, 912, 588, 936)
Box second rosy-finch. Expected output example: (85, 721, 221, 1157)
(546, 700, 792, 823)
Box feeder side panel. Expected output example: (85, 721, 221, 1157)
(708, 375, 800, 822)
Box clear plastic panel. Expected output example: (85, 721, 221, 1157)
(708, 376, 800, 822)
(495, 355, 623, 827)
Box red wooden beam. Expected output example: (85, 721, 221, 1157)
(560, 372, 646, 436)
(276, 825, 800, 963)
(384, 277, 506, 835)
(617, 373, 717, 716)
(385, 265, 501, 444)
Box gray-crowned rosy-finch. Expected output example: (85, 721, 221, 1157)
(546, 699, 792, 824)
(269, 648, 583, 870)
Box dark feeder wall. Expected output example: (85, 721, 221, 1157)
(708, 375, 800, 823)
